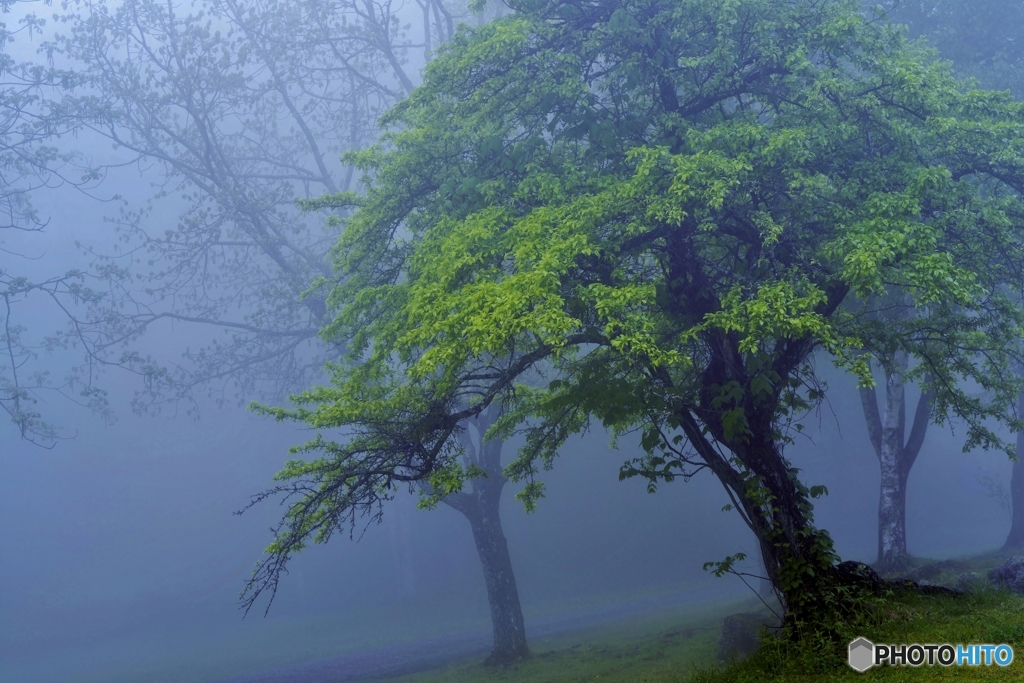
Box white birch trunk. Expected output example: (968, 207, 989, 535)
(860, 349, 931, 574)
(877, 351, 909, 572)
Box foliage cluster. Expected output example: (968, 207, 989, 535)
(244, 0, 1024, 631)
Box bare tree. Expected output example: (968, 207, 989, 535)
(1, 0, 113, 444)
(44, 0, 431, 412)
(11, 0, 534, 662)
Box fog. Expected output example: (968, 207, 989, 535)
(3, 353, 1014, 682)
(2, 0, 1022, 682)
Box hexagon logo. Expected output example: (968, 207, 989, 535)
(848, 637, 875, 672)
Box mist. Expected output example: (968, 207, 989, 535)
(4, 342, 1015, 682)
(3, 1, 1023, 682)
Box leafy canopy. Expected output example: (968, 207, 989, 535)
(245, 0, 1024, 604)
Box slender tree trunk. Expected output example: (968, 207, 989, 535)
(877, 454, 910, 572)
(440, 404, 529, 665)
(858, 351, 933, 575)
(876, 356, 910, 573)
(756, 551, 774, 599)
(1002, 393, 1024, 551)
(465, 481, 529, 665)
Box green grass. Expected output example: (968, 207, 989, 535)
(382, 554, 1024, 683)
(379, 598, 735, 683)
(696, 587, 1024, 682)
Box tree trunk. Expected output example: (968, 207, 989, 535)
(440, 404, 529, 665)
(877, 454, 910, 573)
(858, 351, 932, 575)
(742, 438, 840, 633)
(876, 356, 910, 573)
(465, 486, 529, 665)
(759, 451, 834, 628)
(677, 405, 843, 635)
(1002, 393, 1024, 551)
(681, 335, 932, 634)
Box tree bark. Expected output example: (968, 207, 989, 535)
(858, 351, 932, 575)
(655, 310, 843, 632)
(876, 453, 910, 572)
(440, 404, 529, 665)
(677, 400, 844, 634)
(658, 241, 877, 633)
(1002, 393, 1024, 551)
(463, 486, 529, 665)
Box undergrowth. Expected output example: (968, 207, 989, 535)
(696, 586, 1024, 681)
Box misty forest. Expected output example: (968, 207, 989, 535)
(4, 0, 1024, 681)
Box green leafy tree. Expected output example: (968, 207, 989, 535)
(245, 0, 1024, 637)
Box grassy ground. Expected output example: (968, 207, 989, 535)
(381, 554, 1024, 683)
(378, 598, 731, 683)
(695, 587, 1024, 682)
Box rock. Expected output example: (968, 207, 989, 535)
(884, 577, 962, 596)
(904, 559, 969, 581)
(718, 612, 778, 661)
(835, 560, 884, 594)
(988, 556, 1024, 594)
(957, 572, 982, 592)
(917, 582, 962, 597)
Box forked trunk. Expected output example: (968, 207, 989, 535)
(859, 351, 932, 575)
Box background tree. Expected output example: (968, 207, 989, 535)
(1006, 391, 1024, 549)
(3, 0, 478, 431)
(242, 0, 1024, 638)
(856, 294, 937, 577)
(48, 0, 536, 657)
(871, 0, 1024, 553)
(1, 0, 112, 444)
(50, 0, 416, 411)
